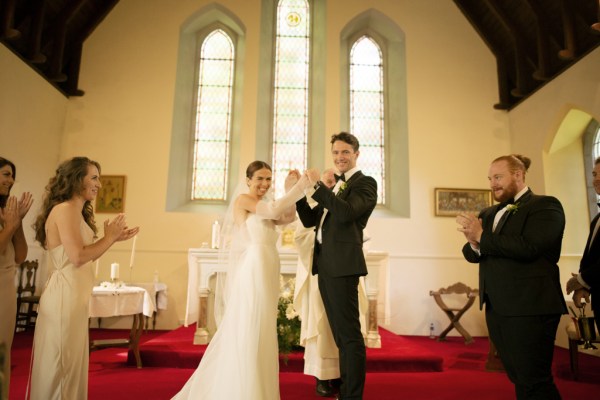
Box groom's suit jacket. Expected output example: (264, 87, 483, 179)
(579, 212, 600, 311)
(462, 190, 567, 317)
(296, 171, 377, 278)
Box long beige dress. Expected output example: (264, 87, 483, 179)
(30, 220, 95, 400)
(0, 222, 17, 400)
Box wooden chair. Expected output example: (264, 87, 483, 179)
(430, 282, 479, 344)
(566, 314, 599, 380)
(15, 260, 40, 332)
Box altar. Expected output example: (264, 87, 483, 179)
(185, 247, 388, 348)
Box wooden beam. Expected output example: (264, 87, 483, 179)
(1, 0, 20, 40)
(558, 0, 577, 60)
(26, 0, 48, 64)
(526, 0, 551, 81)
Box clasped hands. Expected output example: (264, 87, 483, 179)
(285, 168, 337, 192)
(566, 273, 590, 308)
(0, 192, 34, 228)
(456, 212, 483, 247)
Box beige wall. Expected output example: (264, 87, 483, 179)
(2, 1, 599, 347)
(0, 45, 67, 271)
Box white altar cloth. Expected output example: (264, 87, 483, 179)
(90, 286, 154, 318)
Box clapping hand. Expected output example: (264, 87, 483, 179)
(566, 273, 590, 308)
(17, 192, 33, 219)
(104, 214, 140, 243)
(0, 196, 21, 229)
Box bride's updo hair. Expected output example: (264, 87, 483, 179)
(246, 160, 272, 178)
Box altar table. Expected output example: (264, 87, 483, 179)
(89, 286, 155, 368)
(185, 248, 388, 348)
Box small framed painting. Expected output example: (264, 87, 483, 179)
(95, 175, 126, 213)
(434, 188, 492, 217)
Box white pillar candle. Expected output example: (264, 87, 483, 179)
(110, 263, 120, 280)
(129, 235, 137, 268)
(211, 221, 220, 249)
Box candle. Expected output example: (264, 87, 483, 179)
(110, 263, 120, 281)
(129, 235, 137, 268)
(95, 259, 100, 278)
(211, 221, 220, 249)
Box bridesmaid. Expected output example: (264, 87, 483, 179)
(0, 157, 33, 400)
(30, 157, 138, 400)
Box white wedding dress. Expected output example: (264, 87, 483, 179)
(173, 214, 281, 400)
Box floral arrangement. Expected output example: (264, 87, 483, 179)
(99, 280, 126, 289)
(505, 202, 520, 215)
(337, 182, 347, 195)
(277, 276, 301, 360)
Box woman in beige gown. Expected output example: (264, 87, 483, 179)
(0, 157, 33, 400)
(30, 157, 138, 400)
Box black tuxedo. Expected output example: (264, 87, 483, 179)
(579, 213, 600, 314)
(297, 171, 377, 400)
(462, 189, 566, 400)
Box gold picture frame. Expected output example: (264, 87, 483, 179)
(434, 188, 492, 217)
(95, 175, 126, 213)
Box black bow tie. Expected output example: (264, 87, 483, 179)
(335, 173, 346, 182)
(597, 202, 600, 208)
(498, 198, 515, 209)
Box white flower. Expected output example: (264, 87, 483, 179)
(285, 304, 298, 320)
(505, 202, 520, 214)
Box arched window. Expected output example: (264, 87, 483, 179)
(191, 29, 235, 201)
(350, 35, 385, 204)
(582, 118, 600, 218)
(341, 10, 409, 216)
(271, 0, 311, 199)
(166, 4, 245, 212)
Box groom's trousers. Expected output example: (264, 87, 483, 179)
(318, 272, 365, 399)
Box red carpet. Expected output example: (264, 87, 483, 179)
(132, 325, 444, 372)
(8, 328, 600, 399)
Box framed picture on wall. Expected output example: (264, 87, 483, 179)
(95, 175, 126, 213)
(434, 188, 492, 217)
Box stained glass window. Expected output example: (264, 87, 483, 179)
(593, 125, 600, 161)
(272, 0, 310, 199)
(191, 29, 235, 201)
(350, 35, 385, 204)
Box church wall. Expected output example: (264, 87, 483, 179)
(64, 0, 502, 334)
(508, 47, 600, 349)
(7, 1, 597, 346)
(0, 44, 68, 278)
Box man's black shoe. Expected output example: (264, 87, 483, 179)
(329, 378, 342, 389)
(316, 378, 334, 397)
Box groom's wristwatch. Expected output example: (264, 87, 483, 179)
(313, 181, 323, 190)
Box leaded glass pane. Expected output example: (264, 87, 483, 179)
(593, 126, 600, 161)
(272, 0, 310, 199)
(350, 36, 385, 204)
(192, 29, 235, 201)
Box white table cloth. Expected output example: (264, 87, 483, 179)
(90, 286, 154, 318)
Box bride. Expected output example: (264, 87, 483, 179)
(172, 160, 310, 400)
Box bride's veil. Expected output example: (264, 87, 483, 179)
(213, 170, 276, 326)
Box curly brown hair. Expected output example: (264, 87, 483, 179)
(33, 157, 100, 248)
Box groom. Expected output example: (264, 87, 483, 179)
(296, 132, 377, 399)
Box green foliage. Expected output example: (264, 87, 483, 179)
(277, 276, 301, 361)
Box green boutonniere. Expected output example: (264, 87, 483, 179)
(337, 182, 347, 195)
(505, 202, 520, 215)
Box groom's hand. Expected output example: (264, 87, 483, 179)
(321, 169, 336, 189)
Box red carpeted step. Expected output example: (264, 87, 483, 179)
(130, 326, 444, 372)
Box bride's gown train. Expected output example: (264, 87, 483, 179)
(173, 214, 281, 400)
